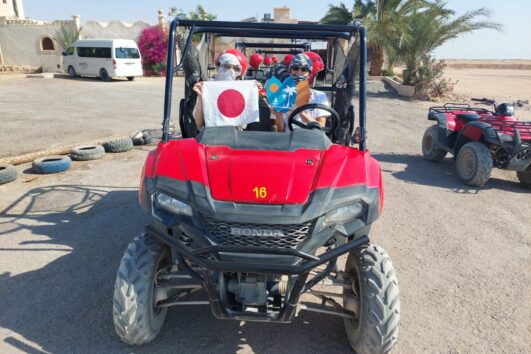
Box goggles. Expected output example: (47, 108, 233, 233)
(289, 65, 310, 73)
(219, 63, 241, 73)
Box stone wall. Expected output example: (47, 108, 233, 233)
(81, 20, 149, 41)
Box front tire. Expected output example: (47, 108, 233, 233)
(343, 244, 400, 354)
(422, 125, 447, 161)
(516, 165, 531, 189)
(456, 142, 492, 187)
(113, 234, 170, 345)
(67, 66, 76, 78)
(127, 76, 135, 81)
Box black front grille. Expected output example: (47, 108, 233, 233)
(202, 216, 314, 249)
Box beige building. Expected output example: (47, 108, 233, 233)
(0, 0, 24, 19)
(0, 0, 150, 72)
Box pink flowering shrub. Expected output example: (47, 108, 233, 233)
(137, 26, 168, 76)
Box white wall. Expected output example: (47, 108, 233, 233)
(0, 20, 63, 68)
(82, 20, 149, 41)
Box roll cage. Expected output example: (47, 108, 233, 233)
(162, 19, 368, 150)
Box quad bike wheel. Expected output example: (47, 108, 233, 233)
(421, 125, 447, 161)
(516, 165, 531, 189)
(456, 142, 493, 187)
(113, 234, 170, 345)
(342, 244, 400, 354)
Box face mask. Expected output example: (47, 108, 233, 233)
(291, 73, 308, 84)
(216, 67, 238, 81)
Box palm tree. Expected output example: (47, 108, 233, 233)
(320, 0, 427, 75)
(389, 2, 502, 85)
(53, 24, 81, 51)
(320, 3, 355, 25)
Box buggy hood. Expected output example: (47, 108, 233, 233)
(147, 131, 381, 205)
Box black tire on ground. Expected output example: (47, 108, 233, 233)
(131, 130, 154, 146)
(455, 142, 493, 187)
(343, 244, 400, 354)
(113, 234, 170, 345)
(70, 145, 105, 161)
(100, 68, 111, 82)
(32, 155, 72, 174)
(127, 76, 135, 81)
(421, 125, 447, 161)
(102, 137, 133, 153)
(68, 66, 76, 78)
(142, 131, 153, 145)
(516, 165, 531, 189)
(0, 164, 17, 185)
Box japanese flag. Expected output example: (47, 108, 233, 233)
(202, 80, 259, 127)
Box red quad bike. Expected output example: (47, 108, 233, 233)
(422, 97, 531, 188)
(113, 19, 400, 353)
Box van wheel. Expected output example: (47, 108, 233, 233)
(127, 76, 135, 81)
(100, 69, 111, 82)
(68, 66, 76, 78)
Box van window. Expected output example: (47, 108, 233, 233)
(115, 47, 140, 59)
(77, 47, 112, 58)
(64, 47, 74, 56)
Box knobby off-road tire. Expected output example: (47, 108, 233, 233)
(343, 244, 400, 354)
(113, 234, 170, 345)
(0, 164, 17, 185)
(516, 165, 531, 189)
(70, 145, 105, 161)
(103, 137, 133, 153)
(422, 125, 447, 161)
(456, 142, 493, 187)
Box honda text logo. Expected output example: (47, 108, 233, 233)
(230, 227, 284, 237)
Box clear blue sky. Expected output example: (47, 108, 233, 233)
(23, 0, 531, 59)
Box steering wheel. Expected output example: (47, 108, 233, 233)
(287, 103, 339, 134)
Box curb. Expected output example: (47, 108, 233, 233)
(0, 133, 135, 166)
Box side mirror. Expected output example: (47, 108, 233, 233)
(62, 51, 66, 56)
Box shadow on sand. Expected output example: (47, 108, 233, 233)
(0, 185, 351, 353)
(373, 153, 528, 194)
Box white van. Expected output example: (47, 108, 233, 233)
(63, 39, 143, 81)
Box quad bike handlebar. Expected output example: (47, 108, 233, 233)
(471, 97, 496, 105)
(471, 97, 529, 107)
(471, 97, 528, 116)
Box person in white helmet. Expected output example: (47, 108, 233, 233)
(192, 50, 248, 129)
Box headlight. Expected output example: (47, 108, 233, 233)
(325, 202, 364, 223)
(156, 193, 192, 216)
(497, 132, 513, 142)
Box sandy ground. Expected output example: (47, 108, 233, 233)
(0, 75, 530, 353)
(443, 59, 531, 70)
(444, 68, 531, 105)
(0, 75, 175, 159)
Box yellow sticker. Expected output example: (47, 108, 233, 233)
(252, 187, 267, 199)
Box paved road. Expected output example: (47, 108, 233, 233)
(0, 80, 529, 353)
(0, 75, 183, 158)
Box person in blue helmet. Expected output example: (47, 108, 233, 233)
(270, 52, 330, 132)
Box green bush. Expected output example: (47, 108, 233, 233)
(380, 68, 394, 77)
(406, 55, 457, 99)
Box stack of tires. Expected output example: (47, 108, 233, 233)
(2, 133, 152, 183)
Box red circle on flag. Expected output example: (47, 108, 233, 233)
(217, 89, 245, 118)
